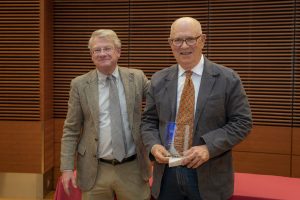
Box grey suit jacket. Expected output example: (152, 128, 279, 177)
(61, 67, 151, 191)
(141, 57, 252, 200)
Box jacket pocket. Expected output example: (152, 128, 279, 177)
(77, 144, 86, 156)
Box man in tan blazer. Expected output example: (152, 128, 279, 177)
(60, 29, 151, 200)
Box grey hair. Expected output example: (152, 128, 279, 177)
(88, 29, 121, 49)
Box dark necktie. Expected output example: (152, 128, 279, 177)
(107, 75, 127, 161)
(174, 71, 195, 155)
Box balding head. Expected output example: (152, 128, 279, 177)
(170, 17, 202, 38)
(168, 17, 205, 70)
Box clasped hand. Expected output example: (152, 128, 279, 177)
(151, 144, 210, 168)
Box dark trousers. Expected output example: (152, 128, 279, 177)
(158, 166, 202, 200)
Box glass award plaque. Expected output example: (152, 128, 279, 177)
(165, 122, 190, 167)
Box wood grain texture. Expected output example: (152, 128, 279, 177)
(44, 119, 54, 172)
(292, 128, 300, 155)
(0, 121, 42, 173)
(234, 125, 291, 154)
(292, 156, 300, 178)
(233, 151, 291, 177)
(54, 119, 64, 186)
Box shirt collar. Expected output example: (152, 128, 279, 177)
(178, 54, 204, 77)
(96, 66, 120, 84)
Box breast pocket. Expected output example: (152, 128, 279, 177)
(154, 91, 172, 121)
(206, 95, 225, 110)
(202, 95, 226, 124)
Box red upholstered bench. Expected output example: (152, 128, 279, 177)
(230, 173, 300, 200)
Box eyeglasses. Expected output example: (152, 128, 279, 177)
(169, 35, 202, 47)
(92, 46, 114, 55)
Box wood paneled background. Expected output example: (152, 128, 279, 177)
(0, 0, 299, 191)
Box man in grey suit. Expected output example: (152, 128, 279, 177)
(141, 17, 252, 200)
(60, 29, 151, 200)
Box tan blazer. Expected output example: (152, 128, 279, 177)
(60, 67, 151, 191)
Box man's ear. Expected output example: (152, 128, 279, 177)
(201, 34, 206, 43)
(116, 47, 121, 57)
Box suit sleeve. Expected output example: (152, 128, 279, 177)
(141, 79, 162, 161)
(60, 79, 83, 171)
(202, 71, 252, 158)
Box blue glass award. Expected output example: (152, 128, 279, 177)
(165, 122, 190, 167)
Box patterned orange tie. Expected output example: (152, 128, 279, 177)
(174, 70, 195, 155)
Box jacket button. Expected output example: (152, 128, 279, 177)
(95, 138, 98, 141)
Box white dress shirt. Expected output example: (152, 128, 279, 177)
(96, 67, 135, 160)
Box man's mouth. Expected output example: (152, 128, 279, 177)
(98, 58, 110, 62)
(180, 52, 192, 55)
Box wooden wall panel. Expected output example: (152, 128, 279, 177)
(292, 156, 300, 178)
(0, 0, 41, 121)
(43, 119, 54, 172)
(234, 125, 291, 154)
(43, 119, 54, 196)
(54, 118, 64, 143)
(54, 142, 61, 170)
(54, 166, 61, 189)
(54, 119, 64, 186)
(0, 0, 54, 194)
(0, 121, 42, 173)
(293, 128, 300, 155)
(54, 143, 61, 186)
(40, 0, 54, 194)
(40, 0, 53, 121)
(233, 152, 291, 176)
(294, 0, 300, 127)
(207, 0, 294, 126)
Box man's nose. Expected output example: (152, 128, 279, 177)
(181, 40, 190, 48)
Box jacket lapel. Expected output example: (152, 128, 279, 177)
(84, 70, 100, 135)
(194, 57, 219, 130)
(164, 65, 178, 121)
(119, 67, 135, 130)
